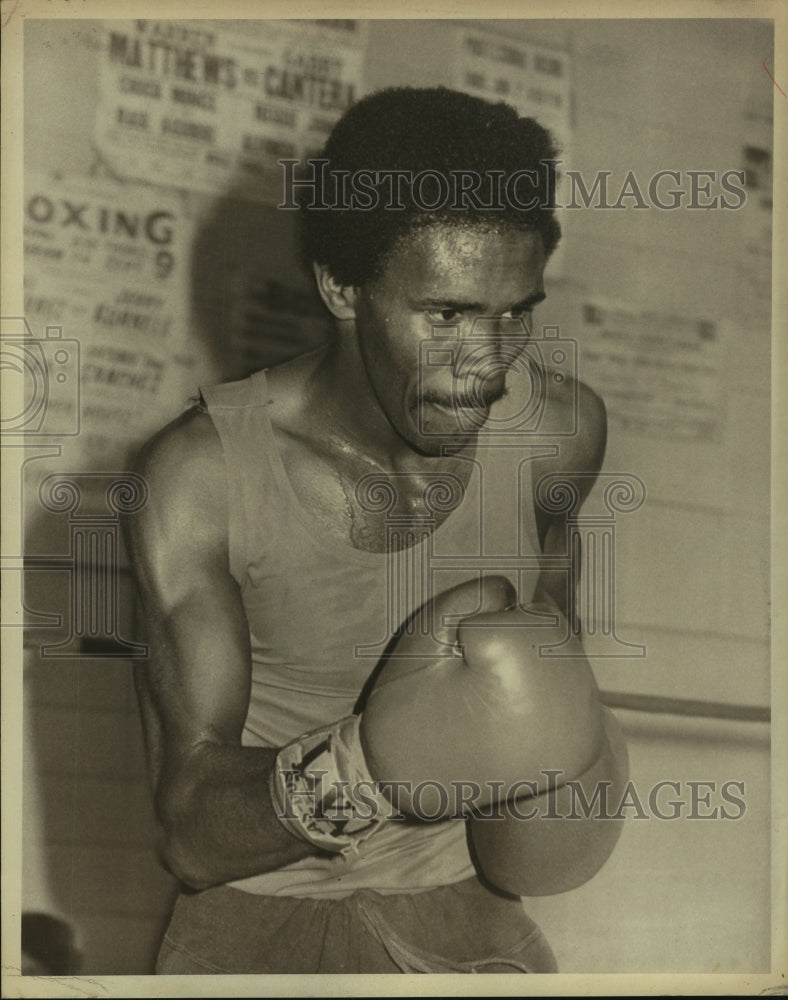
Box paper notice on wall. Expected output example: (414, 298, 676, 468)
(94, 19, 367, 203)
(452, 27, 571, 279)
(453, 28, 571, 158)
(22, 171, 205, 471)
(740, 111, 772, 322)
(578, 302, 723, 443)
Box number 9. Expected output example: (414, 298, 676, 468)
(155, 250, 174, 279)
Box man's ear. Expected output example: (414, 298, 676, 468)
(312, 262, 358, 321)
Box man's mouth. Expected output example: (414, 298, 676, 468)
(422, 379, 507, 412)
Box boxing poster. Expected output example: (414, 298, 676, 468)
(22, 170, 205, 471)
(94, 18, 367, 203)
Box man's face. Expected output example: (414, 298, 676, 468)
(351, 222, 547, 456)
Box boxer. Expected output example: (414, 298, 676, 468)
(126, 86, 628, 974)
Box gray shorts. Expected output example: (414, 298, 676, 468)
(156, 875, 557, 974)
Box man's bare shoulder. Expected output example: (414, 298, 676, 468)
(129, 406, 228, 565)
(136, 405, 224, 499)
(537, 373, 607, 476)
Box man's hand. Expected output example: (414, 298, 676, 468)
(271, 573, 606, 853)
(462, 376, 628, 896)
(469, 707, 629, 896)
(359, 575, 606, 818)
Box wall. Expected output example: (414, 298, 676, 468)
(524, 710, 770, 973)
(363, 16, 772, 712)
(18, 17, 772, 975)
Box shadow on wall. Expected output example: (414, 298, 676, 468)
(21, 912, 82, 977)
(189, 174, 332, 382)
(22, 478, 179, 975)
(19, 166, 335, 973)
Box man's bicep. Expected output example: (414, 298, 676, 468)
(126, 413, 253, 762)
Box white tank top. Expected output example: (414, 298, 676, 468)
(200, 369, 543, 898)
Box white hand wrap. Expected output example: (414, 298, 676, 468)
(269, 715, 398, 856)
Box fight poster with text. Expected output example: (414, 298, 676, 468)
(22, 170, 203, 473)
(94, 19, 367, 203)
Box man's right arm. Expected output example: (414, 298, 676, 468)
(125, 407, 316, 890)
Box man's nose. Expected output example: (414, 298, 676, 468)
(455, 316, 529, 373)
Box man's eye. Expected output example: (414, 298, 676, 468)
(427, 309, 463, 323)
(501, 307, 532, 320)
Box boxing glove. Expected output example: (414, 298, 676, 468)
(271, 575, 604, 853)
(469, 706, 629, 896)
(270, 575, 515, 854)
(359, 575, 606, 817)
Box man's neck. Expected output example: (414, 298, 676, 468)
(305, 335, 478, 476)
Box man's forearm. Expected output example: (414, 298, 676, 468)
(157, 742, 316, 889)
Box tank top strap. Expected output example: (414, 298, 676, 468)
(199, 371, 281, 586)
